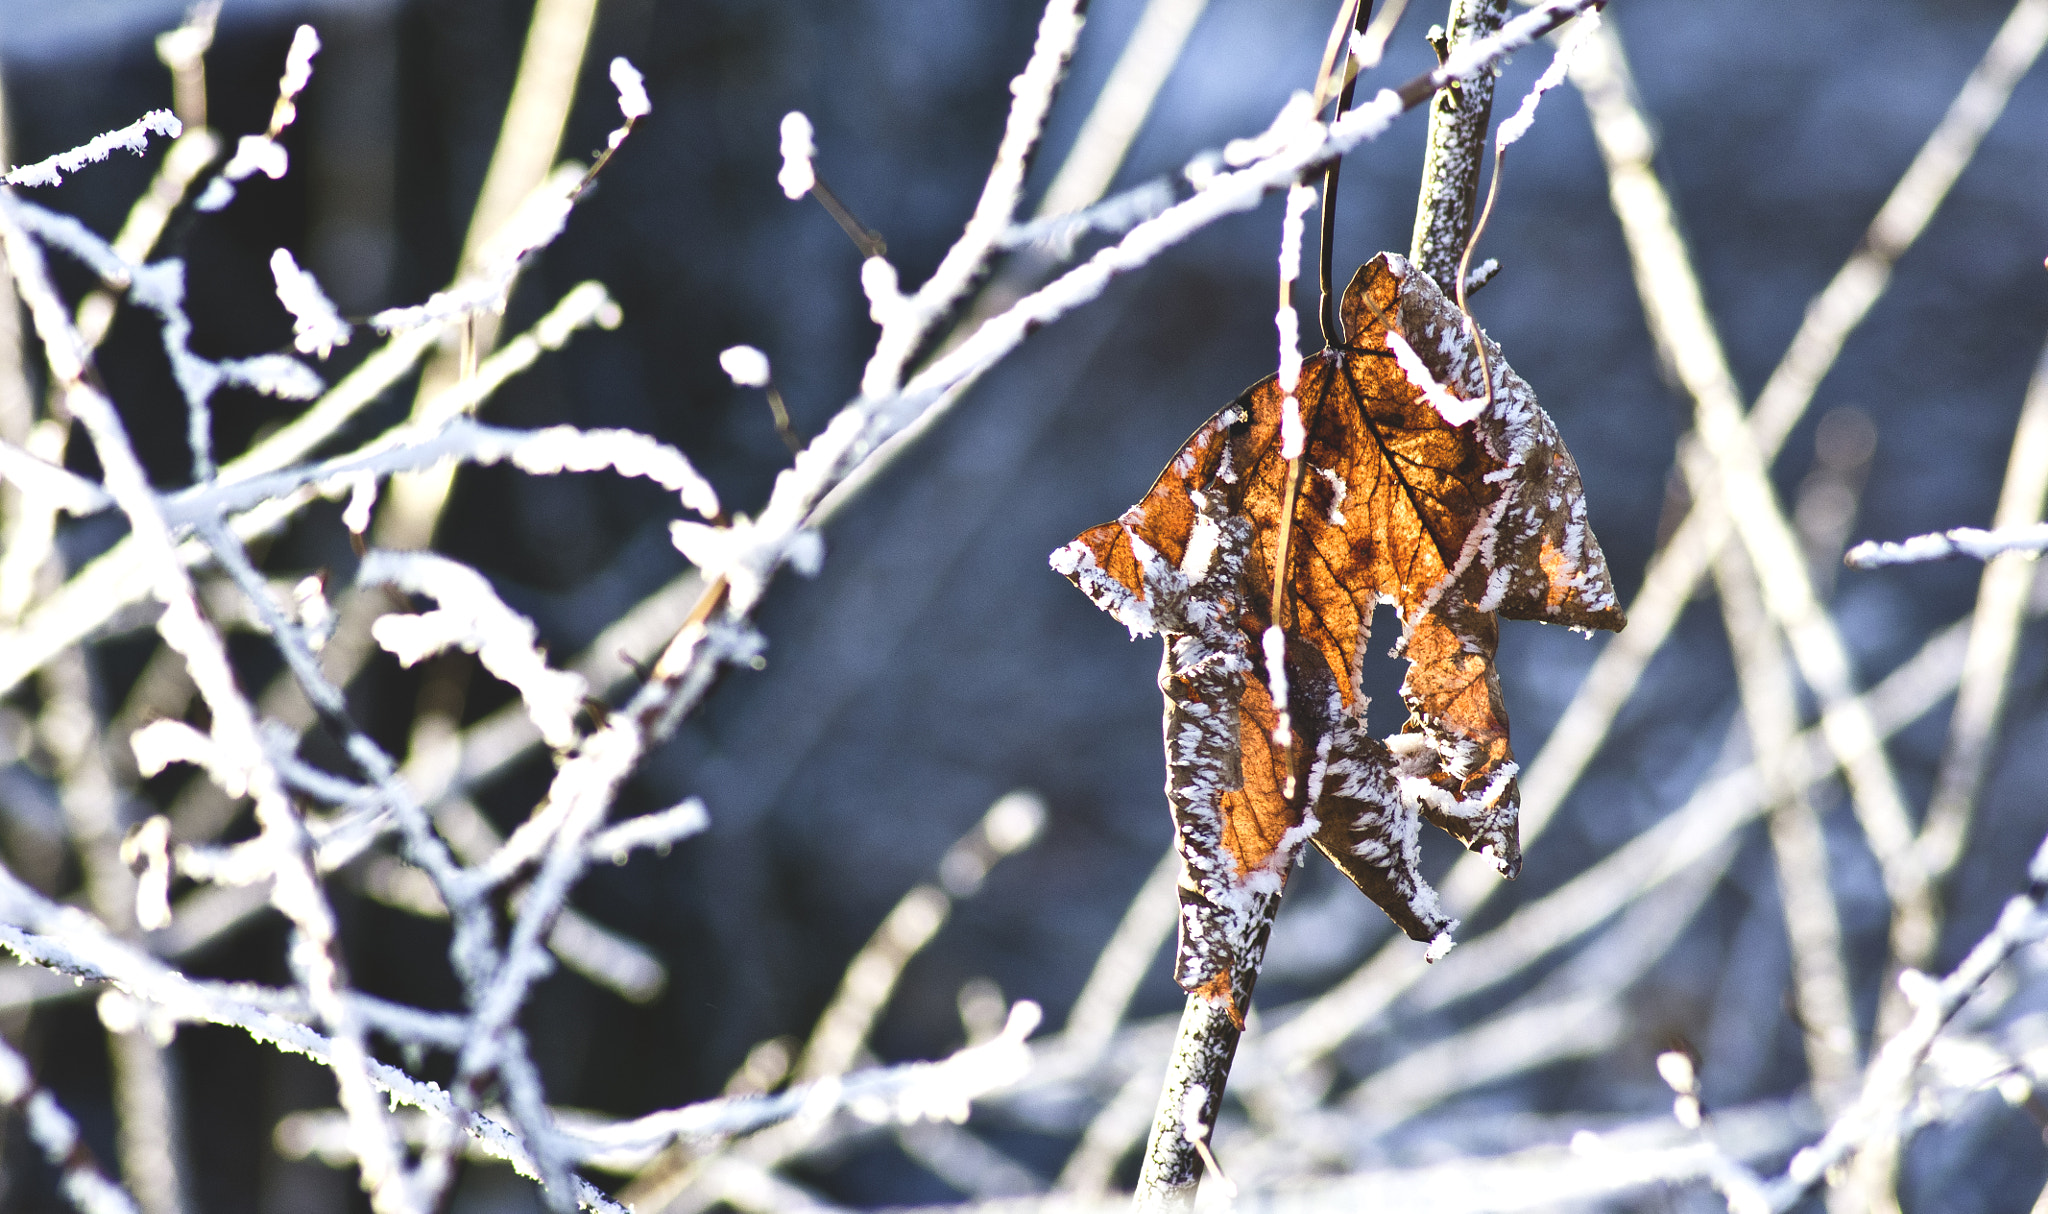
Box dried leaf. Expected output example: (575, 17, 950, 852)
(1052, 253, 1623, 1020)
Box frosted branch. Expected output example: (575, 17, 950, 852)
(3, 110, 182, 189)
(586, 799, 710, 863)
(1495, 10, 1600, 148)
(1766, 832, 2048, 1210)
(358, 551, 591, 749)
(270, 248, 352, 357)
(1846, 522, 2048, 568)
(564, 1002, 1041, 1164)
(194, 26, 319, 212)
(0, 868, 624, 1213)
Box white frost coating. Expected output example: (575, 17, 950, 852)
(1496, 10, 1602, 148)
(358, 551, 590, 749)
(1846, 521, 2048, 568)
(120, 816, 174, 931)
(1048, 535, 1159, 638)
(671, 517, 823, 614)
(719, 344, 772, 388)
(279, 25, 321, 99)
(1276, 307, 1303, 391)
(131, 718, 244, 796)
(1387, 326, 1484, 425)
(778, 111, 816, 199)
(861, 256, 906, 326)
(164, 415, 720, 524)
(1281, 392, 1306, 459)
(370, 168, 581, 332)
(220, 353, 324, 400)
(588, 798, 710, 863)
(1423, 929, 1458, 962)
(292, 574, 335, 653)
(1263, 624, 1292, 746)
(609, 57, 651, 122)
(1277, 181, 1316, 286)
(269, 248, 352, 357)
(1316, 466, 1347, 525)
(1180, 511, 1222, 580)
(2, 109, 181, 188)
(341, 475, 378, 534)
(1179, 1082, 1210, 1143)
(196, 136, 288, 211)
(1224, 90, 1321, 167)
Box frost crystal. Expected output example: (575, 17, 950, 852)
(719, 344, 772, 388)
(778, 111, 816, 200)
(269, 248, 352, 358)
(609, 58, 651, 122)
(1387, 326, 1485, 425)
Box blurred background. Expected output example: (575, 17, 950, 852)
(1, 0, 2046, 1209)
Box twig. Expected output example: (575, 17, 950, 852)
(1572, 14, 1936, 1007)
(1765, 830, 2048, 1212)
(791, 792, 1046, 1085)
(1917, 337, 2048, 879)
(1714, 543, 1861, 1112)
(1846, 521, 2048, 569)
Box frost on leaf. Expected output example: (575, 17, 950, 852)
(1051, 254, 1623, 1022)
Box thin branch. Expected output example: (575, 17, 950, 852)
(1917, 336, 2048, 878)
(1572, 15, 1936, 994)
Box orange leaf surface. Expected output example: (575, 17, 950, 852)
(1052, 253, 1624, 1021)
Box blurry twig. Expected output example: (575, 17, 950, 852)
(1573, 15, 1935, 1019)
(1714, 543, 1860, 1113)
(1765, 830, 2048, 1212)
(1917, 338, 2048, 881)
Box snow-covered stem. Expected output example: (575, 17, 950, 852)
(858, 0, 1086, 400)
(1846, 522, 2048, 569)
(164, 416, 713, 529)
(1133, 995, 1244, 1211)
(1765, 832, 2048, 1211)
(0, 282, 613, 699)
(357, 551, 592, 749)
(179, 521, 573, 1210)
(0, 866, 627, 1214)
(566, 1002, 1041, 1163)
(2, 110, 182, 189)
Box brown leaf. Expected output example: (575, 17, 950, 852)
(1051, 253, 1623, 1019)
